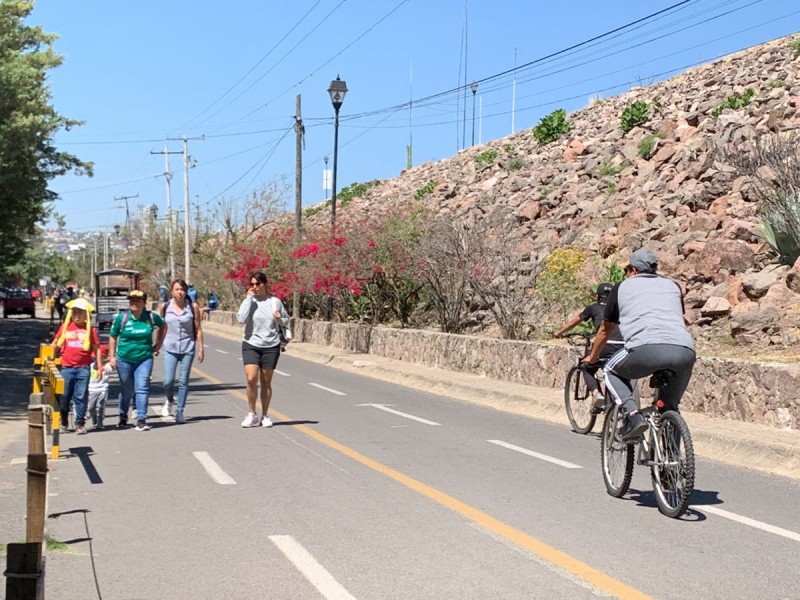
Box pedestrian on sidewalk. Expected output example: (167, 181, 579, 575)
(159, 279, 204, 423)
(88, 344, 113, 430)
(108, 290, 167, 431)
(237, 271, 288, 428)
(52, 297, 102, 435)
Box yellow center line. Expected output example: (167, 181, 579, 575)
(193, 366, 652, 600)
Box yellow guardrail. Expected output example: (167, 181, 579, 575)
(33, 344, 64, 459)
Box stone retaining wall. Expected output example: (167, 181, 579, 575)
(209, 311, 799, 429)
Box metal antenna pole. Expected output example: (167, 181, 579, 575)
(151, 147, 182, 279)
(167, 135, 204, 282)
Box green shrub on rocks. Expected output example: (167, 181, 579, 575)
(638, 131, 667, 159)
(475, 149, 498, 164)
(791, 38, 800, 60)
(338, 179, 382, 207)
(507, 157, 525, 171)
(595, 159, 623, 177)
(532, 109, 571, 145)
(711, 88, 756, 117)
(303, 202, 328, 218)
(620, 101, 650, 133)
(414, 181, 436, 200)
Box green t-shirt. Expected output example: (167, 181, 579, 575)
(109, 310, 165, 363)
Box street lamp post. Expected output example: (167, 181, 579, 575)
(327, 75, 348, 229)
(323, 154, 330, 200)
(470, 81, 478, 146)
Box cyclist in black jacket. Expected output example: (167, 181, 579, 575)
(555, 283, 623, 411)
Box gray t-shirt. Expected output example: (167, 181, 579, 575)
(162, 300, 196, 355)
(237, 295, 289, 349)
(604, 274, 695, 351)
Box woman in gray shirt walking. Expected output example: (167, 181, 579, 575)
(237, 271, 289, 428)
(160, 279, 204, 423)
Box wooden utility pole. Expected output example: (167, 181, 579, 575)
(293, 94, 303, 319)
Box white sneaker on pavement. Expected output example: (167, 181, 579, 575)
(241, 412, 259, 428)
(261, 415, 273, 428)
(161, 401, 172, 418)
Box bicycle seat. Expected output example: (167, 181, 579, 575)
(649, 369, 676, 389)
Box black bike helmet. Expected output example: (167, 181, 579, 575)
(596, 282, 613, 303)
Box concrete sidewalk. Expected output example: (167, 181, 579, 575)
(205, 320, 800, 481)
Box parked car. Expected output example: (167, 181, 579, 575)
(4, 288, 36, 318)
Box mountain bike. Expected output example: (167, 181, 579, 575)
(563, 333, 604, 434)
(600, 369, 696, 518)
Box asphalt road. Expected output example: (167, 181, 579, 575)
(2, 316, 799, 599)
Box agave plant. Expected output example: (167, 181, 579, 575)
(759, 210, 800, 265)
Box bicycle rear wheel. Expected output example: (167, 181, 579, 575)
(601, 404, 633, 497)
(564, 366, 597, 434)
(651, 410, 695, 518)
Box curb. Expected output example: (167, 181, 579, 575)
(203, 322, 800, 481)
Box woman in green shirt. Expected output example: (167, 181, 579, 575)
(108, 290, 166, 431)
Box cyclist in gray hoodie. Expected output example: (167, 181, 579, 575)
(583, 248, 696, 442)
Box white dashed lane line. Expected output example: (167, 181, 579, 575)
(487, 440, 583, 469)
(274, 369, 291, 377)
(193, 451, 236, 485)
(269, 535, 357, 600)
(357, 403, 440, 426)
(309, 383, 346, 396)
(702, 506, 800, 543)
(214, 349, 229, 354)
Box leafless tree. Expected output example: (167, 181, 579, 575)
(469, 216, 537, 340)
(217, 178, 291, 246)
(418, 217, 480, 333)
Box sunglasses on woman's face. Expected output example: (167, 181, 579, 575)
(250, 281, 262, 287)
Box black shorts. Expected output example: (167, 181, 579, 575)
(241, 341, 281, 370)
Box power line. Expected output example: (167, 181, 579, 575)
(238, 0, 411, 122)
(338, 0, 698, 122)
(175, 0, 326, 132)
(335, 0, 765, 125)
(193, 0, 350, 129)
(57, 174, 161, 195)
(201, 124, 294, 207)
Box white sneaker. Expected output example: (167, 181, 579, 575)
(161, 401, 172, 418)
(175, 410, 185, 424)
(261, 415, 273, 428)
(241, 412, 259, 428)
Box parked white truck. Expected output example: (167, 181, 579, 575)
(94, 268, 140, 330)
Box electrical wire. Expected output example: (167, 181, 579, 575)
(174, 0, 326, 133)
(238, 0, 411, 121)
(201, 124, 294, 206)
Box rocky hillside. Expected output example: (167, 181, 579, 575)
(319, 35, 800, 357)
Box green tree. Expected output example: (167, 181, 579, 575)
(0, 0, 93, 274)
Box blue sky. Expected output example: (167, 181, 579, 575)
(32, 0, 800, 233)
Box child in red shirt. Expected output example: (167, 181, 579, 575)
(53, 298, 101, 435)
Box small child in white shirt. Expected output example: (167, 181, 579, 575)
(88, 344, 113, 430)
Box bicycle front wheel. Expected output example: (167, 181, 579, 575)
(651, 410, 695, 518)
(601, 404, 633, 497)
(564, 366, 597, 434)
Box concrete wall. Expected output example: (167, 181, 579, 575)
(209, 311, 799, 430)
